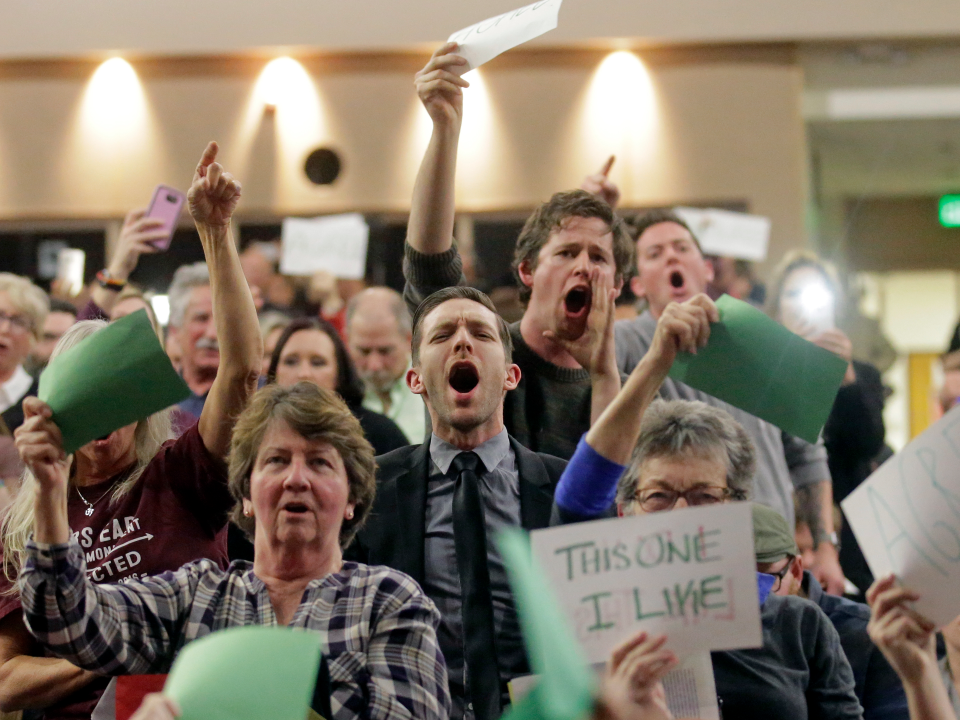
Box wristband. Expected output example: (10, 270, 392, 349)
(96, 270, 126, 292)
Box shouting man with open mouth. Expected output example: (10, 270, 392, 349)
(348, 285, 568, 720)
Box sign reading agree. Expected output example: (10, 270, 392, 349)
(448, 0, 563, 71)
(842, 404, 960, 627)
(530, 503, 762, 662)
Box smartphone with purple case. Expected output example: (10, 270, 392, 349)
(145, 185, 186, 251)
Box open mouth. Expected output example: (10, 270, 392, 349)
(283, 502, 309, 514)
(564, 287, 591, 315)
(449, 362, 480, 394)
(670, 271, 685, 289)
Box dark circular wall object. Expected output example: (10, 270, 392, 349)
(303, 147, 342, 185)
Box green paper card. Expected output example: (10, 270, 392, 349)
(38, 309, 190, 453)
(498, 528, 595, 720)
(667, 294, 848, 443)
(164, 626, 322, 720)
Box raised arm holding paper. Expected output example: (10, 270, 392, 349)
(405, 44, 632, 459)
(0, 142, 261, 719)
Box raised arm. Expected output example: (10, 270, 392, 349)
(402, 45, 471, 315)
(588, 294, 717, 464)
(867, 575, 953, 720)
(188, 142, 263, 458)
(407, 43, 468, 256)
(552, 295, 716, 523)
(91, 210, 167, 317)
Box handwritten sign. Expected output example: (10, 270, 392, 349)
(530, 503, 762, 662)
(280, 213, 369, 279)
(673, 207, 771, 262)
(447, 0, 563, 71)
(842, 404, 960, 627)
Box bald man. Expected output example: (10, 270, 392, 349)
(346, 287, 426, 443)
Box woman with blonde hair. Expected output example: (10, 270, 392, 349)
(0, 142, 262, 720)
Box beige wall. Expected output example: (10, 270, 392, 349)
(6, 0, 960, 59)
(0, 51, 809, 273)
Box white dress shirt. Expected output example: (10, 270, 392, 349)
(0, 365, 33, 414)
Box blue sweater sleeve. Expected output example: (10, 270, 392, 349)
(553, 435, 626, 518)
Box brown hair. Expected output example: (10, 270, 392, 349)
(512, 190, 634, 305)
(410, 286, 512, 366)
(227, 382, 376, 549)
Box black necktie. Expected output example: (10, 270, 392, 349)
(451, 451, 502, 720)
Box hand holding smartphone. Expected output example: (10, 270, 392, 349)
(145, 185, 186, 251)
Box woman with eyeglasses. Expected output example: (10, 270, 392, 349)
(551, 298, 863, 720)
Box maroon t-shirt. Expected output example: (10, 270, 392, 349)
(0, 422, 233, 720)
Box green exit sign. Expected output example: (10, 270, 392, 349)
(941, 195, 960, 227)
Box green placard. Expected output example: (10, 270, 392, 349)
(667, 294, 848, 443)
(38, 309, 190, 453)
(940, 195, 960, 227)
(164, 627, 322, 720)
(498, 528, 595, 720)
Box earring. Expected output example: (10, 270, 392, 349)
(346, 509, 354, 520)
(243, 508, 253, 517)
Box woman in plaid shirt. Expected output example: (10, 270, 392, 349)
(16, 382, 450, 720)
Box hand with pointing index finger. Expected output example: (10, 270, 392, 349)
(581, 156, 621, 209)
(187, 141, 242, 229)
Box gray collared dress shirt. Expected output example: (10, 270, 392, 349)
(424, 429, 526, 720)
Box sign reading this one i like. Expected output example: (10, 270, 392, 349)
(530, 503, 762, 662)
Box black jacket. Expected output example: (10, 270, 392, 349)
(346, 435, 566, 583)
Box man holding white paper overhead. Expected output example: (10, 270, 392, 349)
(609, 207, 846, 594)
(402, 43, 633, 460)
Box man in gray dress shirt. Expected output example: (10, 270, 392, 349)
(348, 286, 566, 720)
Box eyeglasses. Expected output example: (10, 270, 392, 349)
(769, 555, 796, 592)
(0, 311, 31, 334)
(634, 486, 742, 512)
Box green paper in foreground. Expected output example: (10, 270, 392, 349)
(668, 294, 848, 443)
(38, 309, 190, 453)
(498, 528, 595, 720)
(164, 626, 322, 720)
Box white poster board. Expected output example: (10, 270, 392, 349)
(842, 404, 960, 627)
(280, 214, 369, 279)
(448, 0, 563, 71)
(674, 207, 770, 262)
(530, 503, 762, 663)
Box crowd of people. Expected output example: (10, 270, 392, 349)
(0, 42, 955, 720)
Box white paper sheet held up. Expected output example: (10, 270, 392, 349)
(842, 404, 960, 627)
(674, 207, 771, 262)
(530, 503, 762, 663)
(280, 214, 369, 279)
(447, 0, 563, 71)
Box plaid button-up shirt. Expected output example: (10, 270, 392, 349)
(22, 539, 450, 720)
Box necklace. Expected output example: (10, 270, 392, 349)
(75, 485, 112, 516)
